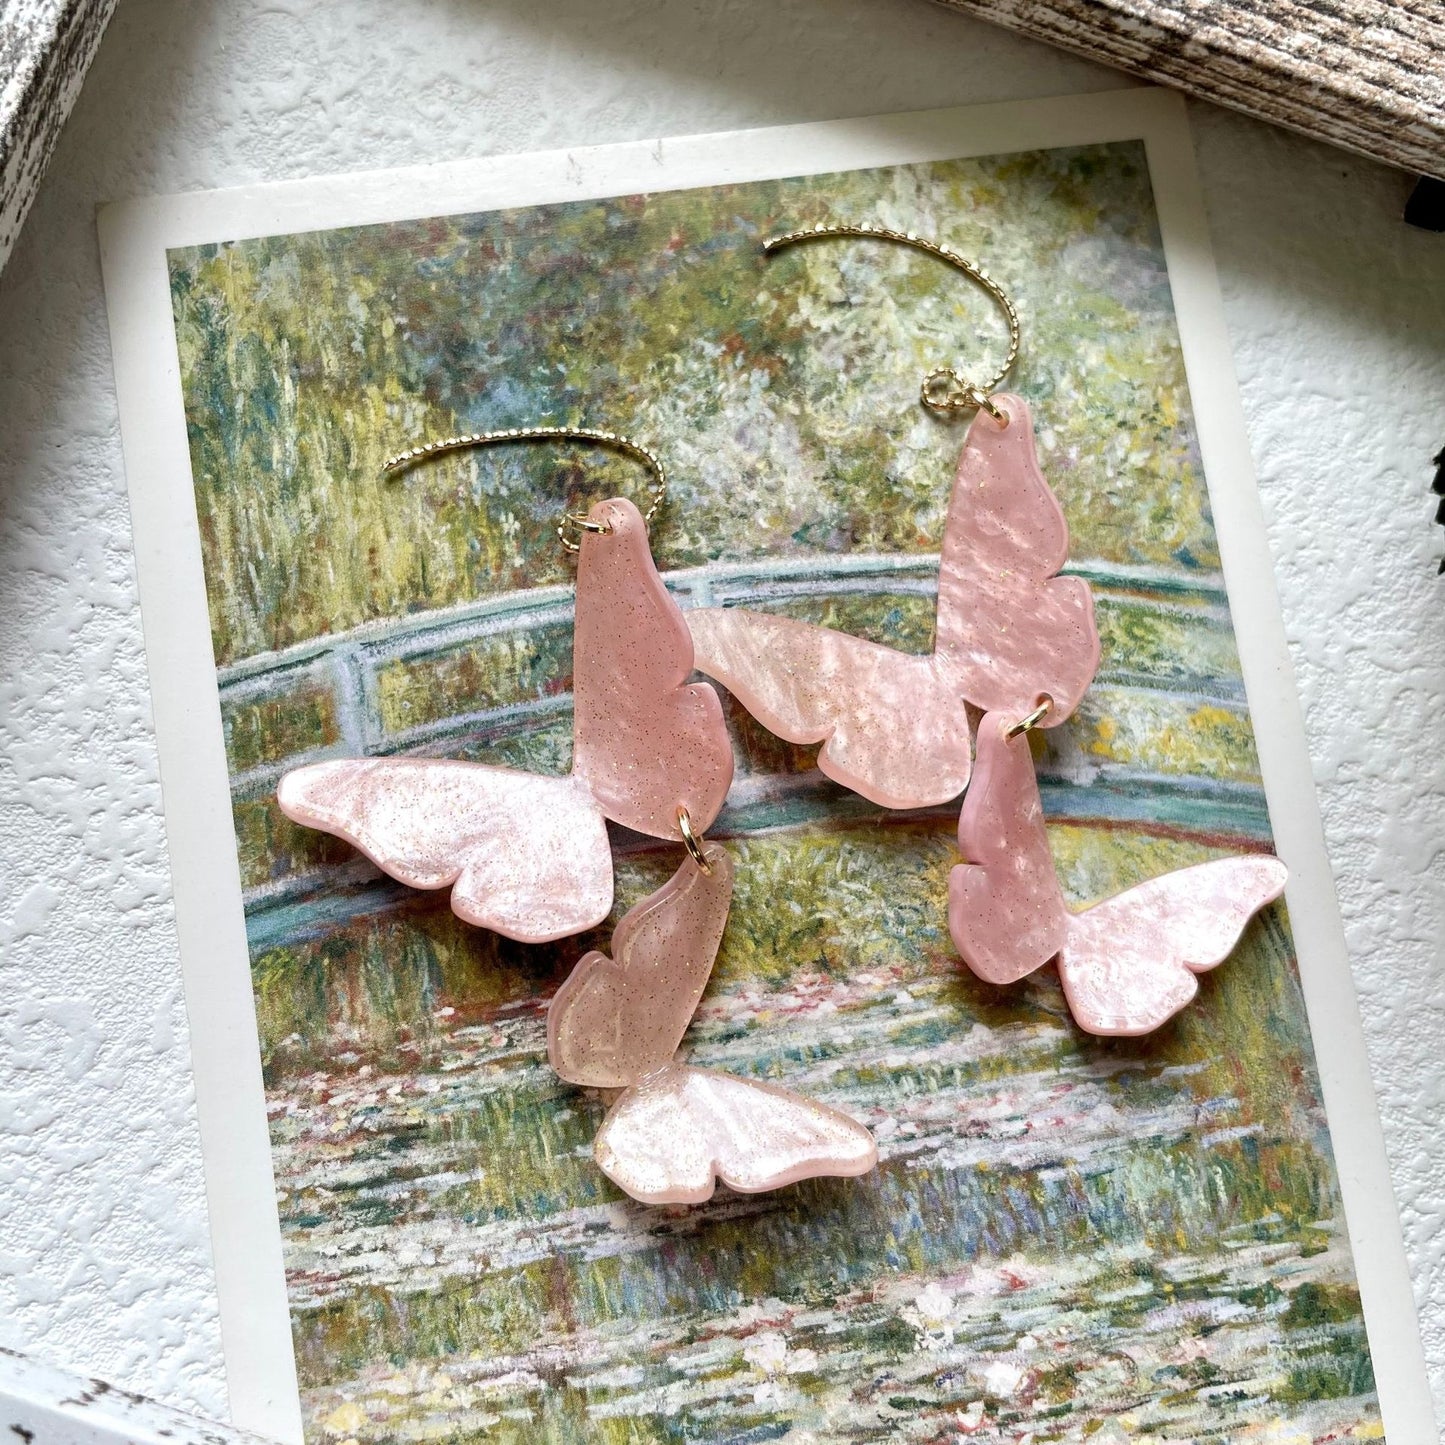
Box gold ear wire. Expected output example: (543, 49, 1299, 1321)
(382, 425, 669, 554)
(763, 222, 1019, 426)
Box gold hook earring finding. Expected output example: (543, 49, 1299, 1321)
(763, 222, 1017, 426)
(382, 426, 669, 554)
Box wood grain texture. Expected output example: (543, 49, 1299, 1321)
(930, 0, 1445, 179)
(0, 1346, 265, 1444)
(0, 0, 118, 273)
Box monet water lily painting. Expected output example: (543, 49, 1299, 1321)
(166, 138, 1383, 1442)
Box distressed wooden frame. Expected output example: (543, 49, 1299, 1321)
(0, 0, 118, 273)
(930, 0, 1445, 181)
(1, 1347, 267, 1445)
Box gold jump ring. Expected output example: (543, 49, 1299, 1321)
(676, 806, 713, 874)
(1004, 696, 1053, 739)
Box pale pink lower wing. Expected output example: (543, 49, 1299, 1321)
(594, 1064, 877, 1205)
(948, 714, 1069, 985)
(1057, 855, 1289, 1036)
(688, 607, 972, 809)
(547, 845, 734, 1088)
(276, 759, 612, 943)
(933, 394, 1101, 722)
(570, 498, 734, 839)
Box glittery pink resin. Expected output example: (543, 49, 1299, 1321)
(548, 841, 734, 1089)
(571, 497, 733, 838)
(549, 844, 878, 1204)
(948, 713, 1068, 987)
(276, 498, 734, 944)
(950, 714, 1289, 1036)
(687, 395, 1100, 809)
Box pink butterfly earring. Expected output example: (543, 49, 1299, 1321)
(277, 426, 875, 1204)
(687, 224, 1287, 1035)
(277, 427, 734, 943)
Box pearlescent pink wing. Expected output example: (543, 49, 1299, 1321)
(948, 713, 1069, 984)
(276, 759, 611, 943)
(571, 498, 734, 838)
(934, 394, 1100, 723)
(594, 1063, 877, 1205)
(687, 396, 1097, 806)
(687, 608, 972, 809)
(1058, 855, 1289, 1037)
(547, 844, 733, 1088)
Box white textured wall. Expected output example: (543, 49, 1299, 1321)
(0, 0, 1440, 1428)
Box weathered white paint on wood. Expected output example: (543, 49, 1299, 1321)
(0, 1347, 271, 1444)
(0, 0, 118, 273)
(930, 0, 1445, 180)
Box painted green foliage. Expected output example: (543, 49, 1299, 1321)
(172, 141, 1214, 669)
(168, 140, 1380, 1444)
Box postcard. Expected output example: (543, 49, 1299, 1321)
(99, 89, 1435, 1442)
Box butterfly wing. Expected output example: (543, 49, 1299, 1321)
(594, 1063, 877, 1205)
(1058, 855, 1289, 1036)
(547, 844, 734, 1088)
(571, 498, 734, 838)
(276, 759, 612, 943)
(948, 712, 1069, 984)
(687, 608, 972, 809)
(933, 394, 1100, 723)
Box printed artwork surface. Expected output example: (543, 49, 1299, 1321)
(168, 141, 1382, 1442)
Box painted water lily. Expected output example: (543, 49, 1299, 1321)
(743, 1329, 818, 1404)
(951, 1401, 987, 1436)
(975, 1357, 1028, 1399)
(902, 1280, 958, 1350)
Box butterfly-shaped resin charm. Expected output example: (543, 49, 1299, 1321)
(277, 498, 734, 944)
(949, 712, 1288, 1036)
(687, 396, 1100, 809)
(548, 843, 877, 1204)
